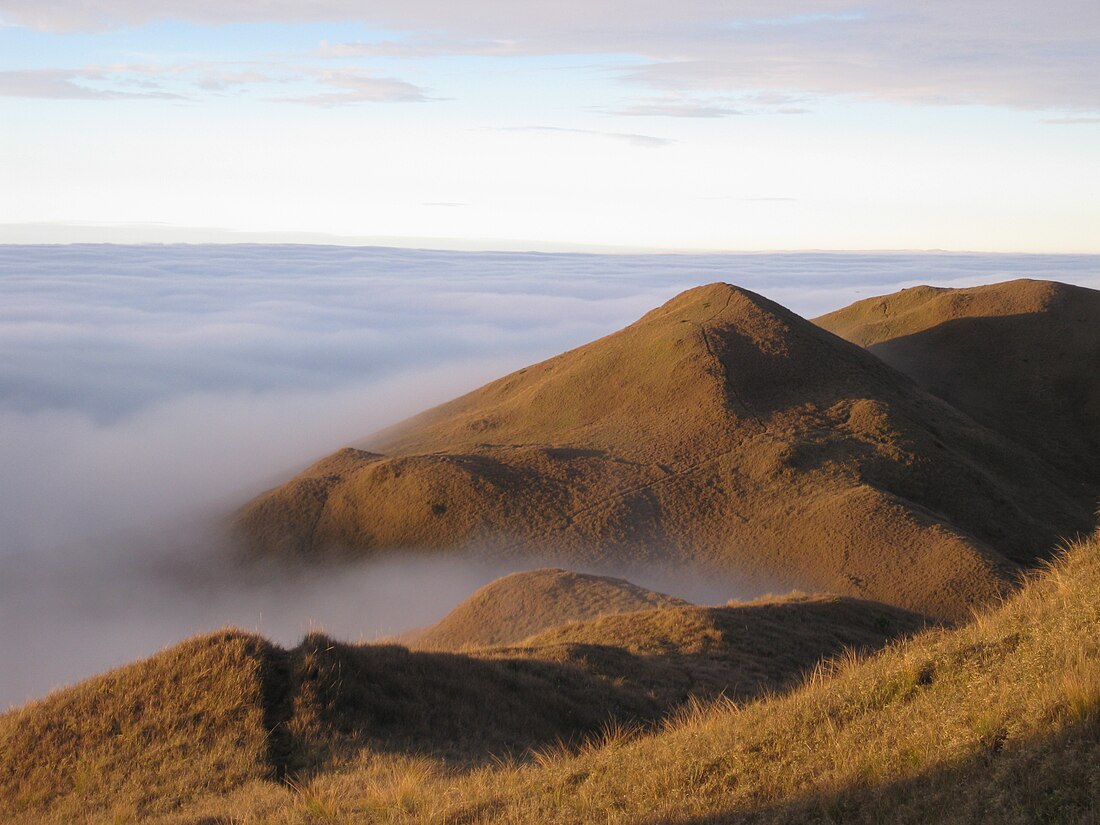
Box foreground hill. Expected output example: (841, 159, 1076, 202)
(499, 594, 929, 706)
(0, 581, 924, 823)
(124, 527, 1100, 825)
(816, 278, 1100, 492)
(237, 282, 1093, 619)
(405, 568, 687, 649)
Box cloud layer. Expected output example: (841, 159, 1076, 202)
(1, 244, 1098, 708)
(2, 1, 1098, 112)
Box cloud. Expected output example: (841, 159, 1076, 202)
(2, 2, 1098, 112)
(270, 68, 431, 106)
(2, 243, 1100, 707)
(607, 92, 814, 118)
(1043, 116, 1100, 125)
(315, 38, 524, 59)
(611, 101, 744, 118)
(0, 68, 184, 100)
(497, 126, 673, 148)
(0, 61, 431, 105)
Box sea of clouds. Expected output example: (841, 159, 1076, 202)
(2, 244, 1098, 708)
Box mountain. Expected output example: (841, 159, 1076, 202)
(404, 568, 687, 649)
(815, 278, 1100, 492)
(236, 282, 1094, 619)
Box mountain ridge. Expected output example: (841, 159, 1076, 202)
(236, 281, 1095, 619)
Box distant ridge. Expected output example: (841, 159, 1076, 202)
(237, 282, 1094, 619)
(405, 568, 687, 649)
(816, 278, 1100, 491)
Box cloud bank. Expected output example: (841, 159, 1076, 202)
(1, 244, 1098, 708)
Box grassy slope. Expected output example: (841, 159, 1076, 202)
(498, 595, 929, 706)
(0, 631, 275, 823)
(237, 283, 1095, 620)
(405, 568, 688, 649)
(147, 530, 1100, 824)
(0, 587, 926, 824)
(815, 278, 1100, 492)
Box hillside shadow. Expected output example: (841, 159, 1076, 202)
(264, 597, 928, 778)
(868, 311, 1100, 498)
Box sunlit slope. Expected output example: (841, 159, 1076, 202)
(816, 278, 1100, 491)
(0, 581, 924, 823)
(0, 631, 275, 822)
(406, 568, 688, 649)
(389, 530, 1100, 825)
(0, 631, 653, 822)
(58, 529, 1100, 825)
(238, 282, 1093, 619)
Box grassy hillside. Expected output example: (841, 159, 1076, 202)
(502, 594, 929, 705)
(0, 631, 275, 823)
(0, 580, 926, 823)
(123, 528, 1100, 825)
(816, 278, 1100, 491)
(405, 568, 687, 649)
(237, 282, 1095, 620)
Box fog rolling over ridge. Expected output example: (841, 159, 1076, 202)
(2, 245, 1098, 709)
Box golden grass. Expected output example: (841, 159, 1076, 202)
(119, 529, 1100, 824)
(0, 579, 930, 823)
(0, 631, 275, 823)
(236, 282, 1096, 620)
(405, 567, 687, 649)
(815, 278, 1100, 492)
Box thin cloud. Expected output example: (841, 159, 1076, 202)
(698, 196, 799, 202)
(0, 69, 184, 100)
(315, 38, 524, 59)
(498, 126, 673, 148)
(612, 102, 744, 118)
(608, 93, 814, 118)
(1043, 116, 1100, 125)
(271, 69, 431, 106)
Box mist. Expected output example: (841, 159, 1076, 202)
(2, 244, 1098, 709)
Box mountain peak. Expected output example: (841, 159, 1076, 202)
(236, 280, 1095, 619)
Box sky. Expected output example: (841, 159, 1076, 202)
(1, 1, 1099, 251)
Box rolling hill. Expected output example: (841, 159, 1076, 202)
(8, 528, 1100, 824)
(404, 567, 687, 649)
(236, 282, 1094, 619)
(0, 577, 924, 823)
(815, 278, 1100, 492)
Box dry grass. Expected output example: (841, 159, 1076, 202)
(0, 576, 932, 824)
(104, 529, 1100, 824)
(236, 282, 1096, 620)
(815, 278, 1100, 492)
(404, 567, 687, 649)
(0, 630, 276, 823)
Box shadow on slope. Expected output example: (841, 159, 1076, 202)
(237, 283, 1095, 620)
(0, 584, 927, 822)
(499, 595, 930, 706)
(816, 279, 1100, 494)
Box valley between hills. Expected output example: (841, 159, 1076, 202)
(3, 277, 1099, 824)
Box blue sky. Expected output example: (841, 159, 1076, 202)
(1, 1, 1098, 251)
